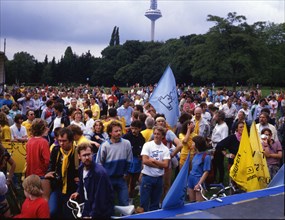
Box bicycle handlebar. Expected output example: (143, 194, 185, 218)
(208, 183, 225, 190)
(68, 198, 82, 218)
(198, 184, 209, 201)
(199, 182, 238, 202)
(67, 199, 135, 218)
(208, 183, 237, 192)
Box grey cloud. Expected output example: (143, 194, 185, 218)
(1, 0, 284, 61)
(1, 1, 152, 44)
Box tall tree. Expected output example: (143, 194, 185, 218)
(115, 27, 120, 45)
(41, 64, 53, 84)
(6, 52, 36, 84)
(109, 26, 117, 46)
(58, 46, 77, 83)
(191, 12, 267, 86)
(4, 13, 284, 87)
(263, 23, 285, 86)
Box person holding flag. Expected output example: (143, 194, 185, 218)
(216, 121, 244, 191)
(229, 122, 261, 192)
(148, 65, 183, 201)
(216, 121, 244, 171)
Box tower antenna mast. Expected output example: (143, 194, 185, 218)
(145, 0, 162, 41)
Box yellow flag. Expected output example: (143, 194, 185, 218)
(230, 122, 261, 192)
(250, 121, 271, 188)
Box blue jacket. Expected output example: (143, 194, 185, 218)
(77, 161, 114, 218)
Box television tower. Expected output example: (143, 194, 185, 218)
(145, 0, 162, 41)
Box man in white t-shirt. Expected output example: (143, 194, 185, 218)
(256, 112, 279, 142)
(10, 114, 28, 142)
(140, 126, 170, 212)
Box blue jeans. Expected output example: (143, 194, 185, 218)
(49, 189, 73, 219)
(140, 174, 163, 212)
(110, 177, 129, 206)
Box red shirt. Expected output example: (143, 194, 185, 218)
(14, 197, 50, 218)
(26, 137, 50, 177)
(183, 102, 195, 113)
(108, 95, 118, 104)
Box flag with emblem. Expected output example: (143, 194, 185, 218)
(149, 65, 179, 127)
(230, 122, 261, 192)
(250, 121, 271, 188)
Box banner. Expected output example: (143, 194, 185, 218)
(3, 141, 26, 173)
(250, 121, 271, 188)
(149, 65, 179, 127)
(162, 153, 190, 209)
(229, 123, 261, 192)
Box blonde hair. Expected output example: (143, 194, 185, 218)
(22, 175, 43, 197)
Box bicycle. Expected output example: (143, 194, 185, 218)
(67, 198, 135, 219)
(199, 182, 242, 202)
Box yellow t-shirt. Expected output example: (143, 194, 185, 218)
(103, 119, 126, 134)
(91, 103, 100, 120)
(179, 132, 196, 168)
(22, 120, 33, 138)
(0, 125, 11, 141)
(74, 135, 90, 147)
(141, 129, 153, 142)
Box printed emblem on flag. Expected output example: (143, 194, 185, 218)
(158, 87, 176, 111)
(247, 166, 254, 174)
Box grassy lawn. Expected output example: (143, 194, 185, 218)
(120, 85, 282, 98)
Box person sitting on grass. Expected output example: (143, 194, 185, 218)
(14, 174, 50, 218)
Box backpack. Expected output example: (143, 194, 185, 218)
(202, 151, 215, 186)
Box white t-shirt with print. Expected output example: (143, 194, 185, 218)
(140, 140, 170, 177)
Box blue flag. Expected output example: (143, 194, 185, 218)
(162, 153, 190, 209)
(149, 66, 179, 127)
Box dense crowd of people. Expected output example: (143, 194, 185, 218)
(0, 83, 284, 218)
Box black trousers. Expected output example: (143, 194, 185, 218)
(225, 117, 234, 135)
(213, 150, 225, 184)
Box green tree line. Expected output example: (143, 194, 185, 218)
(4, 12, 285, 87)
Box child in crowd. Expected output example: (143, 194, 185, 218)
(187, 136, 211, 202)
(14, 174, 50, 218)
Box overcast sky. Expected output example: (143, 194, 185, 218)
(1, 0, 284, 62)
